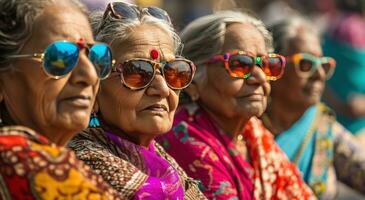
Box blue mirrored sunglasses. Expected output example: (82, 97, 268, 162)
(8, 40, 113, 79)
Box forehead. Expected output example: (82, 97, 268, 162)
(23, 1, 93, 52)
(112, 24, 175, 62)
(288, 29, 322, 56)
(222, 23, 267, 56)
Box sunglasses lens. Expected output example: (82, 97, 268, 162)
(146, 7, 171, 23)
(228, 55, 254, 78)
(262, 56, 284, 78)
(164, 60, 193, 89)
(89, 43, 112, 79)
(112, 2, 138, 19)
(122, 60, 154, 89)
(44, 41, 79, 77)
(299, 59, 314, 72)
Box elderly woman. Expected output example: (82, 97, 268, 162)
(0, 0, 121, 199)
(68, 2, 206, 199)
(262, 16, 365, 199)
(157, 11, 315, 199)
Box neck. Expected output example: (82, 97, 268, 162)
(1, 102, 73, 146)
(266, 98, 308, 136)
(43, 129, 74, 146)
(100, 118, 154, 148)
(201, 104, 250, 140)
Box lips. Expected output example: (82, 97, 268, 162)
(143, 104, 169, 112)
(61, 95, 92, 108)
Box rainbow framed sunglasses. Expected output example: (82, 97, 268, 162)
(289, 53, 336, 80)
(206, 51, 286, 81)
(113, 57, 196, 90)
(8, 40, 114, 79)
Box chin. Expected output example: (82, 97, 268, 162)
(140, 121, 172, 136)
(304, 96, 321, 107)
(57, 113, 90, 132)
(243, 105, 265, 118)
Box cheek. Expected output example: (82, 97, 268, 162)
(208, 67, 244, 97)
(99, 80, 142, 128)
(168, 90, 180, 112)
(27, 77, 68, 123)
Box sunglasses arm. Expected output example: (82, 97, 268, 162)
(8, 53, 44, 61)
(206, 55, 226, 64)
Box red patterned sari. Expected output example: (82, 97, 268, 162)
(158, 105, 316, 200)
(0, 126, 122, 200)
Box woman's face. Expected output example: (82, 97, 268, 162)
(0, 2, 99, 145)
(271, 29, 325, 109)
(97, 24, 179, 145)
(198, 23, 271, 120)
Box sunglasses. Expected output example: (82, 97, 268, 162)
(8, 40, 113, 79)
(207, 51, 286, 81)
(289, 53, 336, 80)
(113, 58, 196, 90)
(98, 2, 171, 33)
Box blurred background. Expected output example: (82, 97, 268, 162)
(80, 0, 338, 31)
(81, 0, 365, 199)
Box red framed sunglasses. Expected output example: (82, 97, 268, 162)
(206, 51, 286, 81)
(113, 58, 196, 90)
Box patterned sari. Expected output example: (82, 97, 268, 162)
(0, 126, 122, 200)
(157, 104, 316, 200)
(68, 128, 206, 200)
(262, 103, 365, 199)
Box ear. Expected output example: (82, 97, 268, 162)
(184, 82, 200, 101)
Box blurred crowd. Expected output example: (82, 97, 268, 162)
(0, 0, 364, 199)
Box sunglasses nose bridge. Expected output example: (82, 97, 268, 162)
(255, 56, 262, 67)
(153, 62, 164, 75)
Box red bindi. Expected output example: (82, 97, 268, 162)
(150, 49, 159, 60)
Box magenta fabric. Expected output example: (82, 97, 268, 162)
(329, 13, 365, 48)
(157, 107, 254, 200)
(106, 131, 185, 200)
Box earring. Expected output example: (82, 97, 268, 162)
(88, 112, 100, 128)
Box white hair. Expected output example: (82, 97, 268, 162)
(269, 15, 320, 54)
(180, 10, 273, 84)
(90, 9, 182, 54)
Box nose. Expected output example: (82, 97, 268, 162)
(69, 52, 99, 87)
(245, 65, 268, 85)
(145, 69, 170, 97)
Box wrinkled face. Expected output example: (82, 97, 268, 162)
(271, 29, 324, 108)
(0, 2, 99, 144)
(198, 23, 271, 120)
(97, 24, 179, 143)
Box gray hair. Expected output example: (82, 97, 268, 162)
(269, 15, 320, 54)
(90, 8, 182, 55)
(180, 10, 273, 83)
(0, 0, 88, 69)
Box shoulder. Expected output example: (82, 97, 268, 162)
(0, 126, 122, 199)
(69, 128, 147, 198)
